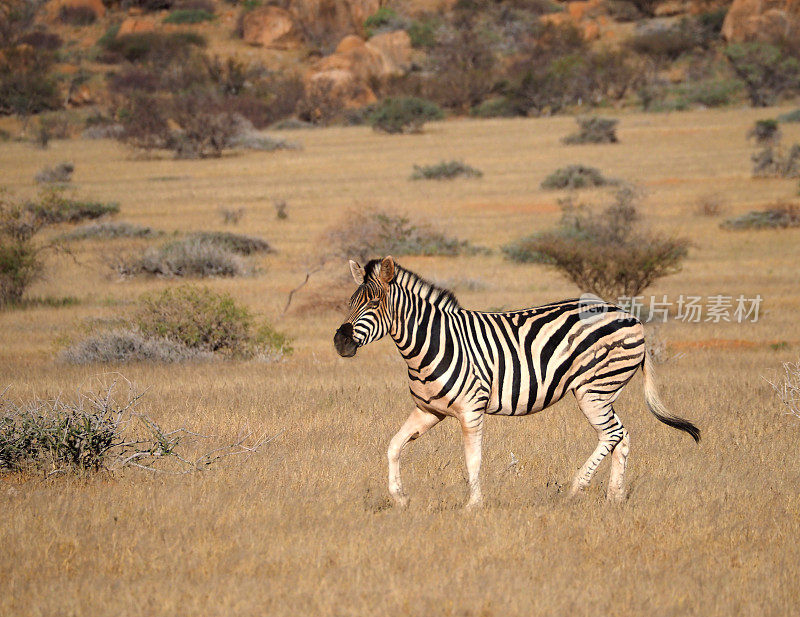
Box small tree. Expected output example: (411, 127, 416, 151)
(725, 42, 800, 107)
(0, 190, 45, 307)
(503, 189, 690, 301)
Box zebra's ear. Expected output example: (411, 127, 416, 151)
(379, 255, 395, 283)
(349, 260, 365, 285)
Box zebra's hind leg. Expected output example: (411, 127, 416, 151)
(570, 389, 626, 499)
(387, 407, 444, 508)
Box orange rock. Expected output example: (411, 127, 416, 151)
(722, 0, 800, 42)
(583, 21, 600, 41)
(241, 6, 300, 49)
(307, 68, 377, 109)
(117, 16, 157, 37)
(289, 0, 380, 41)
(366, 30, 412, 75)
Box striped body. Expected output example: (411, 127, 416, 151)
(335, 256, 699, 508)
(391, 292, 644, 419)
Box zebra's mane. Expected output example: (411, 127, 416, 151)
(364, 259, 461, 312)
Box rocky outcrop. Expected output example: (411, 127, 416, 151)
(241, 6, 301, 49)
(305, 31, 412, 108)
(117, 16, 157, 37)
(721, 0, 800, 42)
(288, 0, 380, 42)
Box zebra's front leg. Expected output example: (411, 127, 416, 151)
(459, 409, 485, 509)
(387, 407, 443, 508)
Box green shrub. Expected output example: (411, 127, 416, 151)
(187, 231, 273, 255)
(0, 381, 255, 474)
(721, 203, 800, 230)
(369, 97, 444, 134)
(562, 117, 618, 145)
(778, 109, 800, 123)
(541, 165, 613, 190)
(411, 160, 483, 180)
(748, 119, 780, 144)
(325, 208, 480, 263)
(470, 97, 520, 118)
(25, 187, 119, 224)
(61, 221, 160, 241)
(364, 7, 406, 37)
(0, 241, 42, 307)
(163, 8, 214, 23)
(503, 191, 690, 299)
(725, 42, 800, 107)
(679, 77, 742, 108)
(408, 18, 438, 49)
(134, 284, 291, 358)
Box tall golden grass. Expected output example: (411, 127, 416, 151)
(1, 107, 799, 616)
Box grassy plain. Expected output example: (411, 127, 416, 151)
(1, 107, 800, 616)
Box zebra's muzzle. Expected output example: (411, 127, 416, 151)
(334, 323, 358, 357)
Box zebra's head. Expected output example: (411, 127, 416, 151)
(334, 256, 395, 358)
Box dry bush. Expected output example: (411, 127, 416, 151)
(503, 23, 640, 115)
(60, 329, 213, 364)
(60, 221, 160, 241)
(768, 360, 800, 420)
(625, 20, 699, 62)
(99, 31, 206, 65)
(562, 117, 619, 145)
(58, 5, 97, 25)
(694, 193, 726, 217)
(503, 189, 690, 300)
(751, 144, 800, 178)
(0, 1, 61, 117)
(218, 207, 245, 225)
(424, 24, 497, 112)
(34, 162, 74, 185)
(541, 164, 613, 190)
(116, 238, 247, 278)
(0, 379, 272, 474)
(274, 200, 287, 220)
(411, 160, 483, 180)
(187, 231, 273, 255)
(721, 202, 800, 230)
(323, 208, 479, 263)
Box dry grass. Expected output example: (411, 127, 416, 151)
(1, 106, 800, 616)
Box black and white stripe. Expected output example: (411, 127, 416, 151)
(335, 256, 699, 507)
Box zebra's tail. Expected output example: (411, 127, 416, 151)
(641, 351, 701, 443)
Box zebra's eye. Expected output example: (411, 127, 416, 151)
(367, 299, 380, 309)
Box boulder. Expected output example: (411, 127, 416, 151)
(721, 0, 800, 42)
(241, 6, 301, 49)
(367, 30, 412, 75)
(117, 16, 157, 37)
(305, 31, 412, 109)
(289, 0, 380, 40)
(307, 68, 377, 110)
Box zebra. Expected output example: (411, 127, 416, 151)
(334, 256, 700, 508)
